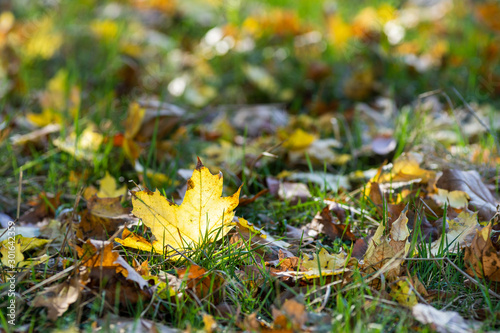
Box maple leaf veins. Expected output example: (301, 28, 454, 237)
(116, 158, 241, 255)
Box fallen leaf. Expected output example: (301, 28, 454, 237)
(363, 211, 410, 279)
(77, 240, 149, 290)
(10, 123, 61, 148)
(76, 196, 134, 240)
(277, 182, 311, 204)
(19, 192, 61, 224)
(436, 169, 499, 221)
(0, 235, 50, 267)
(116, 158, 241, 255)
(272, 298, 307, 331)
(430, 211, 480, 256)
(97, 172, 127, 199)
(432, 188, 470, 209)
(309, 206, 356, 242)
(301, 248, 351, 278)
(378, 153, 436, 185)
(412, 303, 480, 333)
(390, 279, 418, 307)
(203, 313, 217, 333)
(53, 125, 104, 161)
(176, 265, 225, 303)
(283, 128, 316, 150)
(32, 278, 80, 321)
(464, 222, 500, 282)
(287, 172, 350, 192)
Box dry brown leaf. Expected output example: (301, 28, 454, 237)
(77, 241, 149, 290)
(32, 278, 80, 321)
(19, 192, 61, 224)
(464, 222, 500, 282)
(76, 196, 134, 240)
(176, 265, 225, 303)
(315, 206, 356, 242)
(271, 298, 307, 331)
(363, 210, 410, 279)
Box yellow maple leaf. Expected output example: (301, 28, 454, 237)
(116, 158, 241, 255)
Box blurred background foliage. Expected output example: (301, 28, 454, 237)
(1, 0, 500, 124)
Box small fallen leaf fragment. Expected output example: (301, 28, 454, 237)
(412, 303, 480, 333)
(283, 128, 316, 150)
(117, 227, 164, 253)
(272, 298, 307, 330)
(53, 125, 104, 161)
(432, 189, 470, 209)
(176, 265, 225, 303)
(277, 182, 311, 204)
(464, 222, 500, 282)
(236, 217, 266, 238)
(116, 158, 241, 255)
(26, 109, 63, 127)
(430, 212, 479, 256)
(202, 314, 217, 333)
(126, 99, 184, 143)
(436, 169, 499, 221)
(11, 123, 61, 147)
(351, 238, 368, 259)
(390, 279, 418, 307)
(97, 172, 127, 199)
(32, 279, 80, 320)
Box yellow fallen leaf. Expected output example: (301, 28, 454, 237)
(97, 172, 127, 199)
(123, 102, 146, 140)
(116, 158, 241, 255)
(433, 189, 470, 209)
(390, 279, 418, 307)
(283, 128, 316, 150)
(203, 313, 217, 333)
(0, 235, 51, 267)
(27, 109, 64, 127)
(53, 125, 104, 161)
(23, 15, 63, 60)
(300, 248, 351, 278)
(378, 153, 436, 184)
